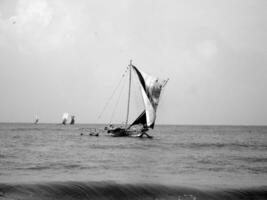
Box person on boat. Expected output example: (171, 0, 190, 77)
(105, 124, 113, 130)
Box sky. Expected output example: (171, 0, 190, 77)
(0, 0, 266, 125)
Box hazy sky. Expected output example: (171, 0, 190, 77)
(0, 0, 266, 125)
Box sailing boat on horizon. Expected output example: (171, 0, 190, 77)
(62, 113, 69, 125)
(106, 60, 168, 138)
(34, 115, 39, 124)
(70, 115, 75, 125)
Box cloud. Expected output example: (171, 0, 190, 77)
(16, 0, 52, 28)
(0, 0, 84, 54)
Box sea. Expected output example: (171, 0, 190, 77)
(0, 123, 266, 200)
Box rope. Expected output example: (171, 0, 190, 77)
(97, 66, 129, 120)
(109, 75, 127, 124)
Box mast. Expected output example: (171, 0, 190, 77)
(125, 60, 132, 127)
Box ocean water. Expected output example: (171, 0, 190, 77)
(0, 123, 266, 200)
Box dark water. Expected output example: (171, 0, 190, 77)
(0, 123, 266, 199)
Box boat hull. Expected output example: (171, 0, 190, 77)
(107, 128, 130, 137)
(107, 127, 151, 138)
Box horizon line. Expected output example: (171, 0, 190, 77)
(0, 122, 266, 127)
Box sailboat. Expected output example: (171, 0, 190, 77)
(62, 113, 69, 125)
(70, 115, 75, 125)
(34, 115, 39, 124)
(106, 60, 168, 138)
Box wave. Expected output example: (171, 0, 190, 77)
(0, 181, 266, 200)
(13, 163, 84, 171)
(237, 157, 267, 163)
(172, 142, 267, 150)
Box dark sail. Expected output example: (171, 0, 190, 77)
(129, 110, 147, 128)
(132, 65, 146, 93)
(70, 116, 75, 125)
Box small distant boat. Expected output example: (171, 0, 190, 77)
(70, 116, 75, 125)
(106, 60, 168, 138)
(34, 116, 39, 124)
(80, 128, 99, 136)
(62, 113, 69, 125)
(89, 128, 99, 136)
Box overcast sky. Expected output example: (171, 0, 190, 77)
(0, 0, 266, 125)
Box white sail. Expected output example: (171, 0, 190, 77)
(62, 113, 69, 120)
(62, 113, 69, 124)
(140, 85, 155, 127)
(132, 66, 167, 128)
(34, 115, 39, 124)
